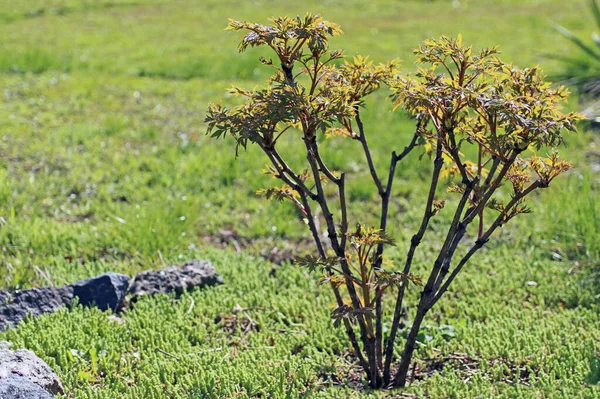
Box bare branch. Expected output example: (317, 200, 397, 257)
(263, 145, 319, 200)
(339, 173, 349, 249)
(355, 110, 384, 195)
(463, 150, 519, 225)
(429, 180, 544, 306)
(383, 135, 443, 384)
(295, 161, 370, 374)
(312, 141, 341, 183)
(373, 125, 420, 373)
(446, 127, 472, 184)
(393, 130, 420, 164)
(428, 177, 479, 293)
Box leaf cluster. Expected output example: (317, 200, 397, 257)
(227, 14, 342, 65)
(391, 35, 581, 226)
(206, 14, 401, 154)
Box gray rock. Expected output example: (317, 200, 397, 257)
(0, 347, 63, 395)
(126, 260, 223, 303)
(0, 287, 73, 331)
(0, 341, 12, 350)
(0, 375, 54, 399)
(70, 272, 130, 312)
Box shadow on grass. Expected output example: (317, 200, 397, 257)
(586, 350, 600, 384)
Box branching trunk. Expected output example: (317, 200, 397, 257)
(394, 304, 427, 387)
(355, 115, 421, 386)
(382, 135, 442, 385)
(209, 21, 577, 394)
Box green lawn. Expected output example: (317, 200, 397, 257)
(0, 0, 599, 397)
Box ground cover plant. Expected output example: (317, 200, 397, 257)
(0, 0, 599, 398)
(206, 14, 580, 388)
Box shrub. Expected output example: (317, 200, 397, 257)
(206, 14, 580, 388)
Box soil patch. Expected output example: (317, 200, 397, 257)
(316, 351, 539, 392)
(200, 229, 315, 265)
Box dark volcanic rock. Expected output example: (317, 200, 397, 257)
(0, 287, 73, 331)
(0, 375, 55, 399)
(0, 344, 63, 395)
(0, 261, 222, 327)
(126, 260, 223, 302)
(70, 272, 130, 312)
(0, 273, 129, 331)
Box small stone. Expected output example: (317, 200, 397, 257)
(108, 315, 125, 325)
(70, 272, 130, 312)
(0, 347, 63, 395)
(126, 260, 223, 303)
(0, 341, 12, 350)
(0, 287, 73, 332)
(526, 281, 539, 287)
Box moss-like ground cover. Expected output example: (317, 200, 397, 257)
(0, 0, 598, 397)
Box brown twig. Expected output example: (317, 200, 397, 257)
(383, 134, 442, 385)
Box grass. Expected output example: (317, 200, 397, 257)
(0, 0, 599, 397)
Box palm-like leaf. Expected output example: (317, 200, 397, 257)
(552, 23, 600, 62)
(548, 1, 600, 93)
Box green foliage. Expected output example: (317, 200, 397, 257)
(392, 35, 579, 230)
(2, 248, 600, 398)
(0, 0, 598, 397)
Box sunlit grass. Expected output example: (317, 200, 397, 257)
(0, 0, 598, 397)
